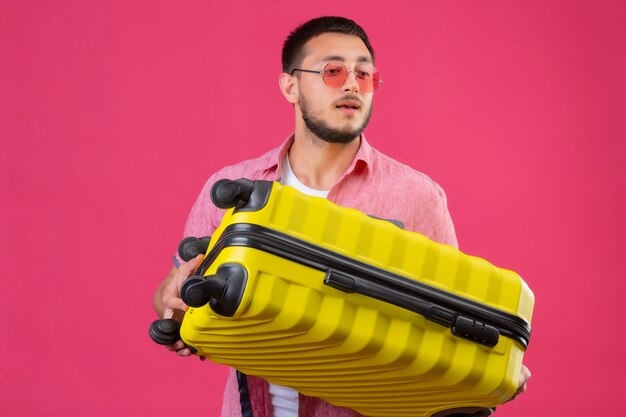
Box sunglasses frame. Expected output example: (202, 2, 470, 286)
(290, 62, 383, 92)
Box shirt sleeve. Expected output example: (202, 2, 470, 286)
(429, 182, 459, 249)
(173, 174, 224, 266)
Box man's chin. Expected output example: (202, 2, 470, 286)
(326, 133, 360, 144)
(308, 125, 361, 144)
(300, 101, 372, 145)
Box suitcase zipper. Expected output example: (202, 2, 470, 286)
(197, 223, 531, 350)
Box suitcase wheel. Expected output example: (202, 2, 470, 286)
(178, 236, 211, 262)
(210, 178, 254, 209)
(148, 319, 181, 346)
(180, 274, 227, 308)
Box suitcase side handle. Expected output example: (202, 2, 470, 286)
(324, 269, 500, 348)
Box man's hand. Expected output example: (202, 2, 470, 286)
(506, 364, 531, 403)
(164, 340, 193, 357)
(161, 254, 204, 319)
(153, 254, 205, 356)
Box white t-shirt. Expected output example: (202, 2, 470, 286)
(268, 155, 330, 417)
(280, 153, 330, 198)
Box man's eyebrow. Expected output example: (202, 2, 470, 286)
(320, 55, 372, 63)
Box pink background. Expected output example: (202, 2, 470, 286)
(2, 1, 625, 416)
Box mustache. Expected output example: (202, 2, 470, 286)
(334, 94, 364, 106)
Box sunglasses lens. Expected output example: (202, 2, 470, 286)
(371, 69, 380, 91)
(322, 63, 381, 92)
(355, 65, 378, 92)
(322, 63, 347, 88)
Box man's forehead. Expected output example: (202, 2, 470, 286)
(319, 55, 372, 64)
(301, 32, 372, 65)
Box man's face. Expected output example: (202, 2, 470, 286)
(294, 33, 375, 144)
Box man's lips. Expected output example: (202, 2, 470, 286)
(335, 99, 362, 110)
(337, 106, 358, 115)
(335, 98, 362, 115)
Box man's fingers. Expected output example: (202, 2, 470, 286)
(163, 293, 188, 312)
(518, 364, 532, 387)
(178, 254, 205, 277)
(191, 253, 205, 265)
(163, 255, 204, 312)
(165, 340, 185, 351)
(162, 307, 174, 320)
(176, 348, 192, 356)
(165, 340, 182, 351)
(505, 365, 531, 403)
(164, 341, 192, 357)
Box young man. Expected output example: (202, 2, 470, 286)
(153, 16, 530, 417)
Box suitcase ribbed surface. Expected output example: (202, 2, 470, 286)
(181, 182, 534, 417)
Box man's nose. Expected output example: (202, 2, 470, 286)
(343, 70, 360, 92)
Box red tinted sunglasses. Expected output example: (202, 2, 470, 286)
(291, 62, 383, 93)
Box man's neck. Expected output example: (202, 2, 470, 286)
(288, 130, 361, 191)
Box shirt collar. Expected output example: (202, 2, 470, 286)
(262, 133, 373, 178)
(345, 133, 373, 175)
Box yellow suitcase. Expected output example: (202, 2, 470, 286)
(150, 178, 534, 417)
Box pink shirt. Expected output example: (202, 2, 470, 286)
(179, 134, 458, 417)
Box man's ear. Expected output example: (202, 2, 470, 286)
(279, 72, 299, 104)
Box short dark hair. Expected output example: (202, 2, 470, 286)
(282, 16, 375, 73)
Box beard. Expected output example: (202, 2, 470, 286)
(299, 94, 373, 144)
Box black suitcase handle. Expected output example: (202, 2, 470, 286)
(323, 269, 500, 348)
(431, 407, 495, 417)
